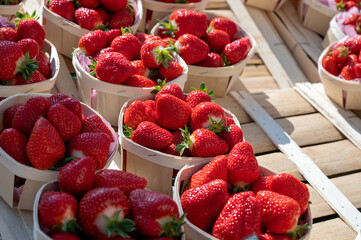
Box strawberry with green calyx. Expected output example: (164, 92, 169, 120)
(78, 30, 107, 56)
(16, 11, 45, 47)
(18, 52, 40, 81)
(190, 102, 228, 133)
(186, 82, 214, 109)
(335, 0, 346, 11)
(332, 45, 350, 64)
(158, 20, 178, 38)
(174, 34, 209, 64)
(222, 37, 251, 66)
(17, 38, 40, 59)
(161, 130, 191, 157)
(205, 26, 230, 53)
(152, 80, 185, 101)
(159, 61, 183, 81)
(0, 41, 29, 81)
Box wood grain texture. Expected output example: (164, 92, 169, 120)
(310, 218, 356, 240)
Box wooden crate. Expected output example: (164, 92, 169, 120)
(242, 0, 287, 11)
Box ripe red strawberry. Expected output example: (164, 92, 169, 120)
(344, 13, 359, 25)
(176, 128, 229, 157)
(96, 8, 110, 24)
(10, 70, 47, 85)
(109, 9, 133, 29)
(75, 7, 104, 30)
(3, 104, 22, 129)
(196, 52, 223, 67)
(322, 56, 340, 76)
(140, 40, 172, 68)
(95, 52, 135, 84)
(332, 45, 350, 64)
(0, 128, 29, 165)
(181, 179, 229, 231)
(125, 75, 156, 87)
(58, 97, 83, 121)
(47, 104, 82, 142)
(38, 191, 78, 230)
(12, 96, 51, 136)
(269, 173, 310, 215)
(26, 117, 65, 169)
(130, 189, 184, 237)
(225, 116, 235, 126)
(212, 192, 262, 239)
(161, 130, 191, 156)
(17, 38, 40, 59)
(78, 187, 134, 239)
(175, 34, 209, 64)
(345, 1, 357, 10)
(130, 60, 149, 76)
(78, 30, 107, 56)
(16, 12, 46, 47)
(111, 34, 141, 60)
(342, 53, 358, 68)
(49, 0, 76, 22)
(227, 142, 260, 190)
(161, 9, 207, 39)
(134, 32, 162, 46)
(220, 124, 243, 150)
(190, 155, 228, 188)
(68, 132, 111, 170)
(222, 38, 251, 65)
(340, 65, 356, 80)
(159, 61, 183, 81)
(186, 82, 213, 108)
(206, 29, 230, 53)
(260, 233, 292, 240)
(256, 191, 301, 235)
(52, 233, 81, 240)
(250, 175, 274, 193)
(341, 36, 361, 54)
(95, 169, 147, 196)
(0, 41, 24, 81)
(93, 47, 116, 61)
(153, 82, 185, 101)
(355, 63, 361, 78)
(209, 17, 238, 39)
(36, 51, 52, 78)
(59, 156, 96, 197)
(100, 0, 127, 12)
(130, 121, 172, 150)
(0, 27, 17, 41)
(156, 94, 192, 130)
(190, 102, 226, 133)
(81, 114, 114, 142)
(105, 29, 121, 46)
(124, 101, 155, 129)
(76, 0, 99, 9)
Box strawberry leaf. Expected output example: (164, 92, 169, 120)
(104, 210, 136, 238)
(207, 116, 229, 134)
(123, 126, 133, 139)
(175, 126, 191, 156)
(20, 52, 39, 81)
(161, 214, 186, 238)
(158, 20, 178, 38)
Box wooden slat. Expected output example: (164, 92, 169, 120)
(310, 218, 356, 240)
(55, 55, 80, 99)
(237, 76, 279, 93)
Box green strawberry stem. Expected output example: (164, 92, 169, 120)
(207, 116, 229, 134)
(155, 48, 174, 69)
(221, 54, 230, 67)
(19, 52, 39, 81)
(49, 156, 77, 170)
(335, 0, 345, 11)
(121, 27, 133, 34)
(88, 57, 97, 77)
(161, 214, 186, 238)
(15, 11, 39, 25)
(191, 82, 215, 98)
(231, 185, 250, 194)
(158, 20, 178, 38)
(286, 224, 312, 240)
(123, 126, 133, 139)
(53, 218, 82, 233)
(151, 79, 167, 94)
(175, 126, 191, 156)
(104, 210, 136, 238)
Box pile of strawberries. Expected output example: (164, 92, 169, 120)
(180, 142, 311, 240)
(0, 93, 115, 171)
(154, 9, 252, 67)
(322, 35, 361, 81)
(0, 12, 52, 85)
(122, 83, 243, 157)
(0, 0, 21, 5)
(342, 11, 361, 34)
(47, 0, 137, 31)
(77, 30, 185, 87)
(38, 165, 184, 239)
(335, 0, 361, 11)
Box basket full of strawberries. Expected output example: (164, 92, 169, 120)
(0, 0, 24, 20)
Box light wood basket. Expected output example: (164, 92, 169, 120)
(41, 0, 143, 58)
(151, 11, 256, 97)
(0, 0, 25, 20)
(0, 93, 119, 210)
(323, 13, 346, 48)
(173, 163, 313, 240)
(242, 0, 287, 11)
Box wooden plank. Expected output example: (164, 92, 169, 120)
(240, 65, 270, 78)
(55, 55, 80, 99)
(310, 218, 356, 240)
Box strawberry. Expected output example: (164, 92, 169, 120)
(0, 128, 29, 165)
(10, 70, 46, 85)
(227, 142, 260, 190)
(160, 9, 207, 39)
(250, 175, 273, 193)
(196, 52, 223, 67)
(332, 45, 350, 64)
(0, 27, 17, 41)
(163, 37, 176, 44)
(58, 97, 83, 121)
(130, 60, 149, 76)
(105, 29, 121, 46)
(161, 130, 191, 156)
(124, 101, 156, 129)
(175, 34, 209, 64)
(96, 8, 110, 23)
(94, 52, 135, 84)
(260, 233, 292, 240)
(220, 124, 243, 150)
(256, 191, 301, 235)
(225, 116, 235, 126)
(222, 38, 251, 65)
(68, 132, 111, 170)
(134, 32, 162, 46)
(355, 63, 361, 78)
(190, 102, 227, 133)
(322, 56, 340, 76)
(12, 96, 51, 136)
(52, 233, 81, 240)
(342, 53, 358, 68)
(3, 104, 22, 129)
(190, 155, 228, 189)
(186, 82, 213, 108)
(100, 0, 127, 12)
(181, 179, 229, 231)
(59, 156, 96, 197)
(0, 41, 24, 81)
(81, 114, 114, 142)
(93, 47, 116, 61)
(109, 9, 133, 29)
(176, 127, 229, 157)
(125, 75, 157, 87)
(153, 82, 185, 101)
(130, 189, 184, 237)
(48, 0, 76, 22)
(95, 169, 147, 196)
(36, 51, 52, 78)
(140, 40, 173, 68)
(206, 29, 230, 53)
(75, 7, 104, 30)
(111, 34, 141, 60)
(129, 121, 172, 150)
(345, 1, 357, 10)
(38, 191, 78, 230)
(212, 192, 262, 239)
(340, 65, 356, 80)
(78, 30, 107, 56)
(76, 0, 99, 9)
(209, 17, 238, 39)
(269, 173, 310, 215)
(26, 117, 65, 169)
(17, 38, 40, 59)
(16, 12, 45, 47)
(341, 36, 361, 54)
(344, 13, 359, 25)
(156, 94, 192, 130)
(159, 61, 183, 81)
(78, 187, 135, 239)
